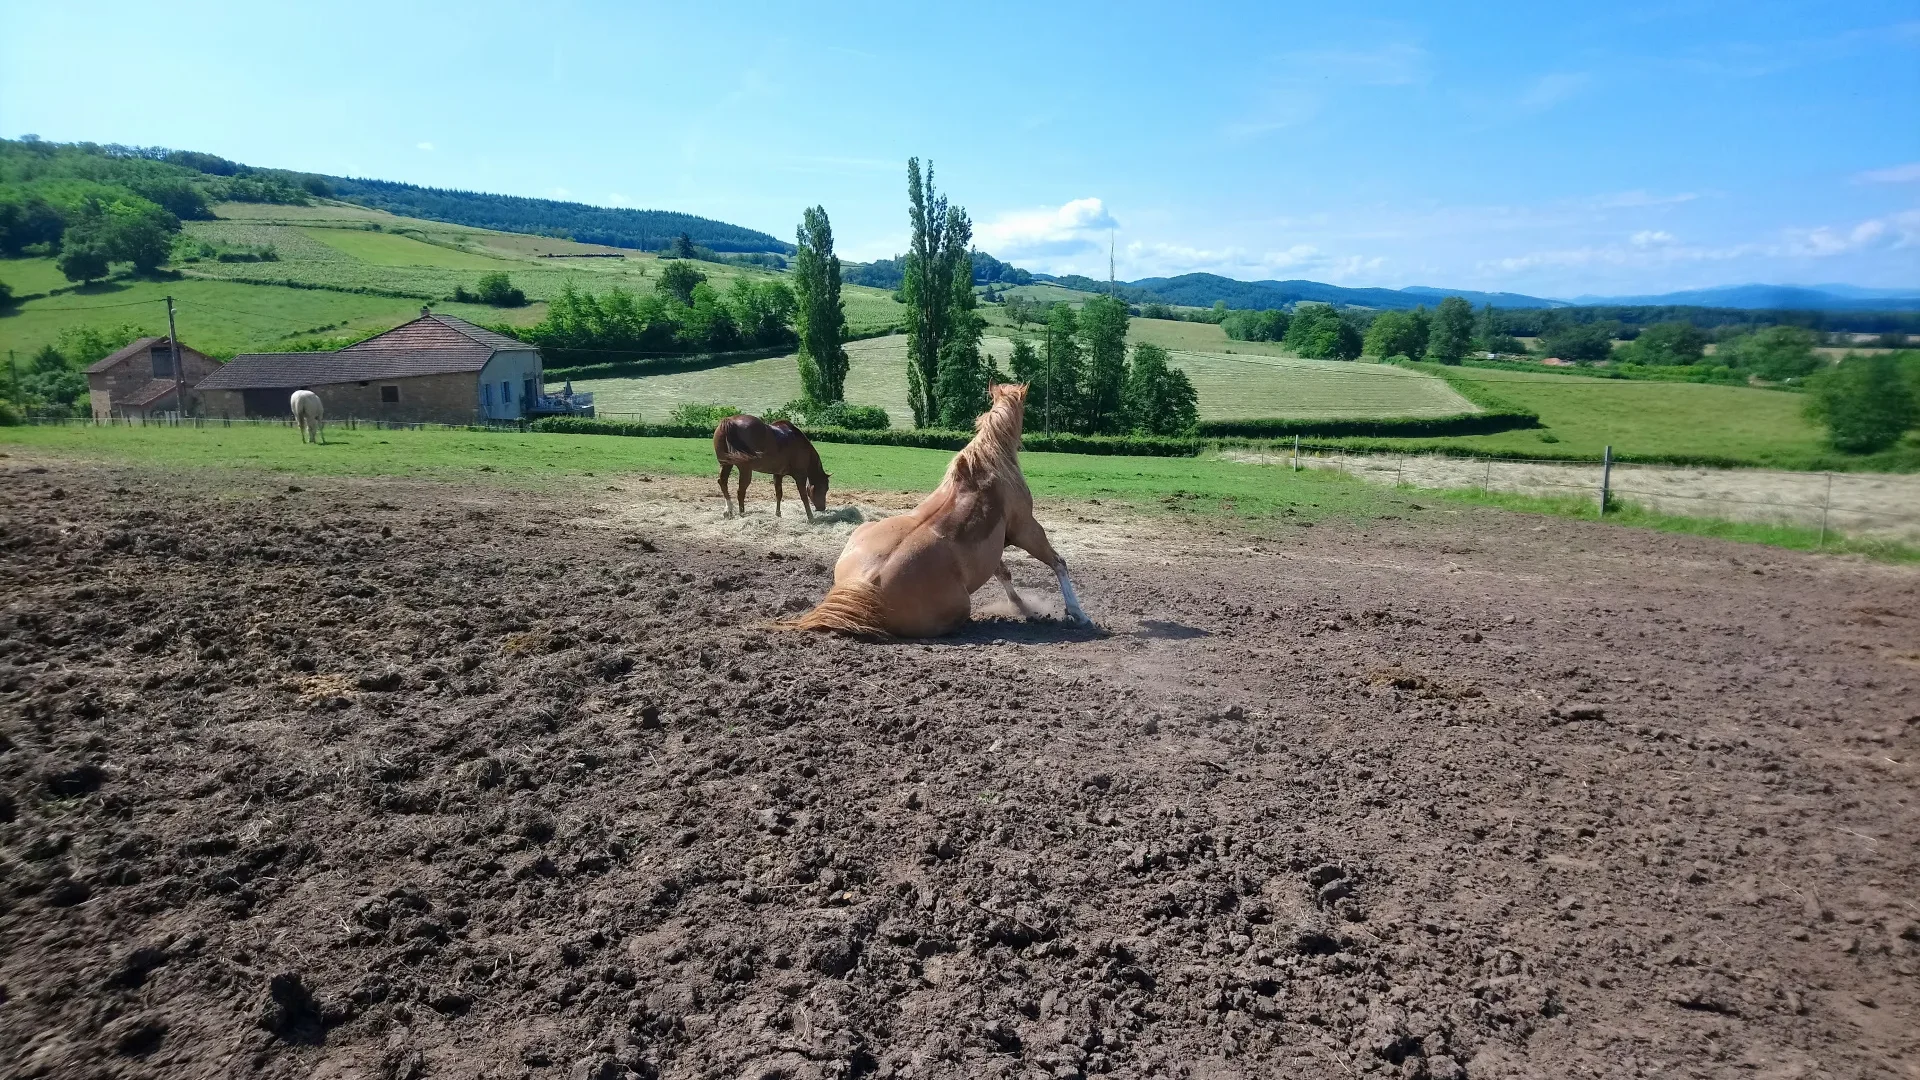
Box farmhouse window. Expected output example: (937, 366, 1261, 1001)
(484, 384, 494, 406)
(151, 348, 175, 378)
(501, 381, 513, 403)
(380, 385, 400, 403)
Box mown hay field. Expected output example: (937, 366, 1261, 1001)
(570, 335, 1473, 425)
(1327, 365, 1920, 471)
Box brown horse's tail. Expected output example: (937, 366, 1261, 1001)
(773, 579, 891, 637)
(715, 422, 756, 466)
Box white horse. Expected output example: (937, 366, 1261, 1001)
(291, 389, 325, 444)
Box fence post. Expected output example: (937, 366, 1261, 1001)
(1599, 444, 1613, 516)
(1292, 434, 1300, 472)
(1819, 472, 1832, 547)
(1483, 459, 1492, 492)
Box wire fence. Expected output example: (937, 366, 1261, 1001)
(1226, 441, 1920, 543)
(14, 414, 532, 434)
(12, 413, 1916, 544)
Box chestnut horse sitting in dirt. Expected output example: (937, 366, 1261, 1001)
(783, 382, 1088, 637)
(713, 414, 830, 521)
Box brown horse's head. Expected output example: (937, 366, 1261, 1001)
(809, 467, 830, 511)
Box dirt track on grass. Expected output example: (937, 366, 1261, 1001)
(2, 460, 1917, 1080)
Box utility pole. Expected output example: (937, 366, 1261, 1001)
(1109, 231, 1116, 298)
(7, 350, 16, 407)
(165, 296, 184, 422)
(1044, 326, 1059, 434)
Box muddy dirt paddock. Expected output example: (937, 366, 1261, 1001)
(1, 461, 1916, 1080)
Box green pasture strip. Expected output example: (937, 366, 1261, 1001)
(1335, 363, 1920, 473)
(1435, 487, 1919, 563)
(8, 425, 1908, 560)
(0, 424, 1398, 528)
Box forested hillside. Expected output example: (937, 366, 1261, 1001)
(320, 177, 790, 254)
(0, 139, 791, 257)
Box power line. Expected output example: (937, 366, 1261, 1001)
(18, 297, 168, 312)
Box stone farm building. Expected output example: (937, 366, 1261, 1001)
(195, 313, 544, 425)
(86, 336, 222, 420)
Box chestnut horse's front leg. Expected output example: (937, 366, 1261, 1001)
(774, 473, 784, 518)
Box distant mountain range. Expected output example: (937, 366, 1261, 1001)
(1565, 283, 1920, 311)
(1031, 271, 1920, 312)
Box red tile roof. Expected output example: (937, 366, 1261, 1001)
(122, 380, 186, 407)
(85, 337, 165, 374)
(194, 314, 536, 391)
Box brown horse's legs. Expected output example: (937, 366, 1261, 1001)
(995, 561, 1036, 617)
(1006, 516, 1089, 624)
(718, 463, 735, 517)
(735, 469, 751, 515)
(773, 473, 784, 517)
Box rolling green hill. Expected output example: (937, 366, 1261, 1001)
(0, 199, 905, 363)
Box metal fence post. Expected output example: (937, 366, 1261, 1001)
(1484, 459, 1492, 492)
(1819, 472, 1832, 547)
(1599, 444, 1613, 516)
(1292, 434, 1299, 472)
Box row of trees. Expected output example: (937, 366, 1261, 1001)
(522, 270, 796, 362)
(1004, 296, 1198, 435)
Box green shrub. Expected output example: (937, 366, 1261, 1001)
(56, 244, 110, 284)
(1717, 326, 1819, 382)
(779, 398, 891, 430)
(667, 402, 745, 428)
(468, 272, 526, 307)
(0, 401, 19, 426)
(1805, 352, 1917, 453)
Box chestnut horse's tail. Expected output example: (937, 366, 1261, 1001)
(774, 579, 890, 637)
(715, 420, 757, 466)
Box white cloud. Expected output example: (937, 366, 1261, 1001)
(976, 198, 1119, 259)
(1517, 72, 1590, 113)
(1784, 209, 1920, 255)
(416, 142, 435, 152)
(1488, 210, 1920, 273)
(1855, 162, 1920, 184)
(1117, 241, 1383, 283)
(605, 193, 634, 207)
(549, 187, 573, 199)
(1589, 190, 1699, 210)
(1286, 43, 1428, 87)
(1226, 42, 1426, 137)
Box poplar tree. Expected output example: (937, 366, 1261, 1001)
(1028, 304, 1083, 435)
(1078, 295, 1131, 434)
(903, 158, 951, 426)
(792, 205, 849, 403)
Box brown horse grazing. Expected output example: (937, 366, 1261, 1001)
(782, 382, 1087, 637)
(713, 414, 830, 521)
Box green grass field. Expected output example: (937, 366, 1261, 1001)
(0, 422, 1398, 528)
(8, 423, 1907, 559)
(1328, 364, 1920, 471)
(571, 333, 1473, 425)
(0, 199, 906, 362)
(0, 270, 542, 358)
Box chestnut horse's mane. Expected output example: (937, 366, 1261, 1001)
(946, 383, 1026, 484)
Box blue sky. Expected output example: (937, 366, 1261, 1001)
(4, 1, 1917, 296)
